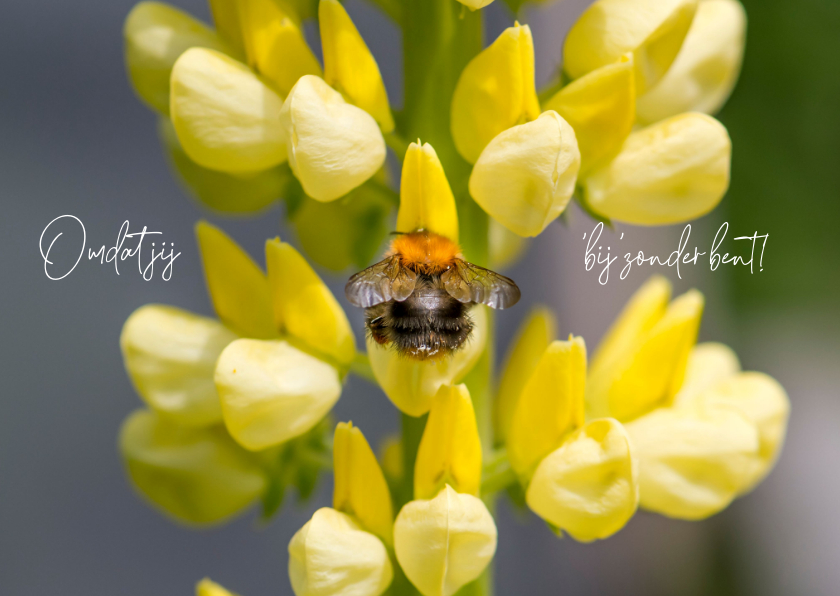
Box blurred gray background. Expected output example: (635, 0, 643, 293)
(2, 0, 838, 595)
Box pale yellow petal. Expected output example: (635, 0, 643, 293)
(469, 111, 580, 237)
(488, 218, 528, 271)
(119, 409, 265, 525)
(333, 422, 394, 544)
(121, 305, 236, 426)
(637, 0, 747, 124)
(265, 238, 356, 366)
(170, 48, 287, 173)
(674, 341, 741, 404)
(320, 0, 394, 132)
(455, 0, 495, 9)
(394, 486, 497, 596)
(526, 418, 638, 541)
(451, 23, 541, 164)
(397, 142, 459, 241)
(289, 508, 393, 596)
(196, 578, 240, 596)
(207, 0, 246, 55)
(195, 221, 276, 339)
(215, 339, 341, 450)
(280, 75, 386, 202)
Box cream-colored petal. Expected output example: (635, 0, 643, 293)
(625, 400, 759, 519)
(280, 75, 386, 202)
(121, 305, 236, 426)
(674, 341, 741, 404)
(564, 0, 698, 93)
(119, 409, 265, 525)
(470, 111, 580, 237)
(289, 507, 393, 596)
(215, 339, 341, 451)
(394, 486, 497, 596)
(451, 23, 541, 164)
(637, 0, 747, 123)
(170, 48, 287, 173)
(526, 418, 638, 541)
(124, 2, 227, 114)
(583, 112, 731, 225)
(367, 306, 487, 417)
(397, 142, 459, 242)
(196, 578, 241, 596)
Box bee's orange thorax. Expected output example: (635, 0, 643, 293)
(390, 231, 460, 275)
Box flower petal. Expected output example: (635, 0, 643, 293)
(394, 486, 497, 596)
(214, 339, 341, 450)
(455, 0, 495, 9)
(119, 409, 265, 525)
(488, 218, 528, 270)
(526, 418, 638, 542)
(207, 0, 246, 55)
(170, 47, 288, 173)
(196, 578, 240, 596)
(674, 341, 741, 404)
(582, 112, 732, 225)
(397, 142, 459, 242)
(469, 111, 580, 237)
(289, 507, 393, 596)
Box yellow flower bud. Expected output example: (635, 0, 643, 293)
(564, 0, 698, 93)
(414, 385, 482, 499)
(196, 578, 240, 596)
(196, 221, 276, 340)
(265, 238, 356, 366)
(367, 306, 487, 416)
(455, 0, 495, 8)
(675, 342, 741, 404)
(121, 305, 236, 427)
(289, 508, 393, 596)
(508, 337, 587, 480)
(582, 113, 731, 225)
(469, 111, 580, 237)
(397, 142, 459, 242)
(451, 23, 540, 164)
(394, 485, 497, 596)
(170, 48, 288, 173)
(119, 409, 265, 525)
(320, 0, 394, 132)
(494, 307, 557, 444)
(333, 422, 394, 544)
(124, 2, 227, 114)
(637, 0, 747, 124)
(526, 418, 638, 541)
(214, 339, 341, 450)
(280, 75, 386, 202)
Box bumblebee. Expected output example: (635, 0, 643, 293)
(345, 230, 520, 360)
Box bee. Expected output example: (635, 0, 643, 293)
(345, 230, 520, 360)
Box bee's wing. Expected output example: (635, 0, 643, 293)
(442, 259, 521, 309)
(345, 255, 417, 308)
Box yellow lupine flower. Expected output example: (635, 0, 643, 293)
(564, 0, 698, 94)
(456, 0, 495, 9)
(206, 0, 246, 55)
(196, 578, 241, 596)
(637, 0, 747, 124)
(119, 409, 265, 525)
(674, 341, 741, 403)
(396, 142, 459, 242)
(320, 0, 394, 132)
(394, 485, 497, 596)
(451, 22, 540, 164)
(469, 111, 580, 237)
(581, 112, 732, 225)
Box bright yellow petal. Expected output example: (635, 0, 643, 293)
(397, 142, 459, 242)
(265, 238, 356, 366)
(195, 221, 276, 339)
(625, 399, 759, 519)
(637, 0, 747, 124)
(494, 307, 557, 444)
(469, 111, 580, 237)
(526, 418, 638, 541)
(320, 0, 394, 132)
(214, 339, 341, 450)
(564, 0, 698, 93)
(508, 337, 587, 480)
(124, 2, 227, 114)
(280, 75, 386, 202)
(451, 23, 540, 164)
(367, 306, 487, 417)
(197, 578, 240, 596)
(674, 341, 741, 404)
(333, 422, 394, 544)
(394, 486, 497, 596)
(207, 0, 246, 55)
(289, 508, 393, 596)
(119, 409, 265, 525)
(543, 55, 635, 173)
(120, 305, 236, 426)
